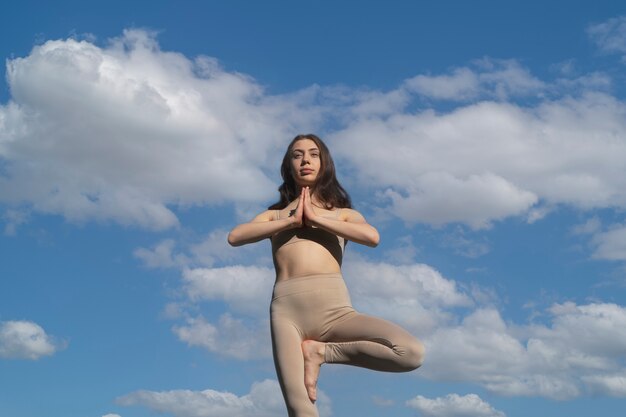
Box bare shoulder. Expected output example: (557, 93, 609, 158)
(338, 208, 368, 223)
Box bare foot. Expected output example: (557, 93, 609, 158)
(302, 340, 325, 402)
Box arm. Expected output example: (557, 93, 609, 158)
(302, 187, 380, 247)
(227, 202, 303, 247)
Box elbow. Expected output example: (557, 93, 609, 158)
(367, 229, 380, 248)
(227, 230, 241, 247)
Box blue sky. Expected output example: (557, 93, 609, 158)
(2, 1, 626, 417)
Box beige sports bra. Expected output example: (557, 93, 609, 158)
(271, 209, 346, 255)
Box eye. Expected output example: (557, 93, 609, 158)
(292, 152, 302, 159)
(311, 152, 319, 158)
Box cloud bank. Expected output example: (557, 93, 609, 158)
(3, 29, 626, 232)
(117, 379, 332, 417)
(423, 302, 626, 399)
(0, 30, 319, 230)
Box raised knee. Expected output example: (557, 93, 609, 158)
(404, 339, 425, 370)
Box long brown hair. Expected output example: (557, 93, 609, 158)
(268, 134, 352, 210)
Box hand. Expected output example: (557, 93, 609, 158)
(290, 188, 304, 228)
(302, 187, 318, 226)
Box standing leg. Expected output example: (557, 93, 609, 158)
(271, 317, 319, 417)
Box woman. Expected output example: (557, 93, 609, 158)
(228, 134, 424, 417)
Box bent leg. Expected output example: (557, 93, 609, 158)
(322, 313, 424, 372)
(271, 317, 319, 417)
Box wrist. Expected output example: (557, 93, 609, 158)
(288, 216, 301, 229)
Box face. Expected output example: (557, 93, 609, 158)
(289, 138, 321, 187)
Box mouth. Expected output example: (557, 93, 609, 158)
(300, 169, 314, 175)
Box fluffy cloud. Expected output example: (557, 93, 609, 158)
(134, 229, 269, 270)
(0, 320, 62, 360)
(405, 59, 544, 101)
(332, 91, 626, 228)
(3, 30, 626, 232)
(582, 373, 626, 396)
(383, 172, 537, 229)
(590, 224, 626, 261)
(134, 239, 191, 268)
(170, 264, 274, 359)
(172, 314, 271, 360)
(343, 258, 473, 335)
(569, 218, 626, 261)
(422, 302, 626, 400)
(117, 379, 332, 417)
(2, 208, 29, 235)
(182, 265, 274, 315)
(406, 393, 505, 417)
(0, 30, 319, 229)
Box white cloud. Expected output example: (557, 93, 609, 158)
(188, 229, 267, 267)
(571, 216, 602, 236)
(134, 239, 190, 268)
(406, 393, 505, 417)
(582, 373, 626, 397)
(422, 308, 527, 384)
(141, 247, 275, 360)
(384, 172, 537, 229)
(0, 320, 62, 360)
(0, 30, 320, 229)
(440, 228, 490, 258)
(182, 265, 274, 315)
(591, 224, 626, 261)
(405, 59, 544, 101)
(332, 91, 626, 228)
(407, 67, 480, 101)
(2, 208, 29, 235)
(568, 218, 626, 262)
(382, 235, 420, 264)
(170, 263, 274, 360)
(172, 314, 271, 360)
(343, 258, 473, 336)
(344, 259, 472, 309)
(117, 379, 283, 417)
(540, 302, 626, 360)
(117, 379, 332, 417)
(422, 302, 626, 400)
(3, 29, 626, 232)
(134, 229, 269, 271)
(588, 15, 626, 58)
(349, 88, 411, 118)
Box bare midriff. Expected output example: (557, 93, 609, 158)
(272, 239, 342, 281)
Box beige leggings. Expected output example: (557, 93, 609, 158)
(270, 273, 424, 417)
